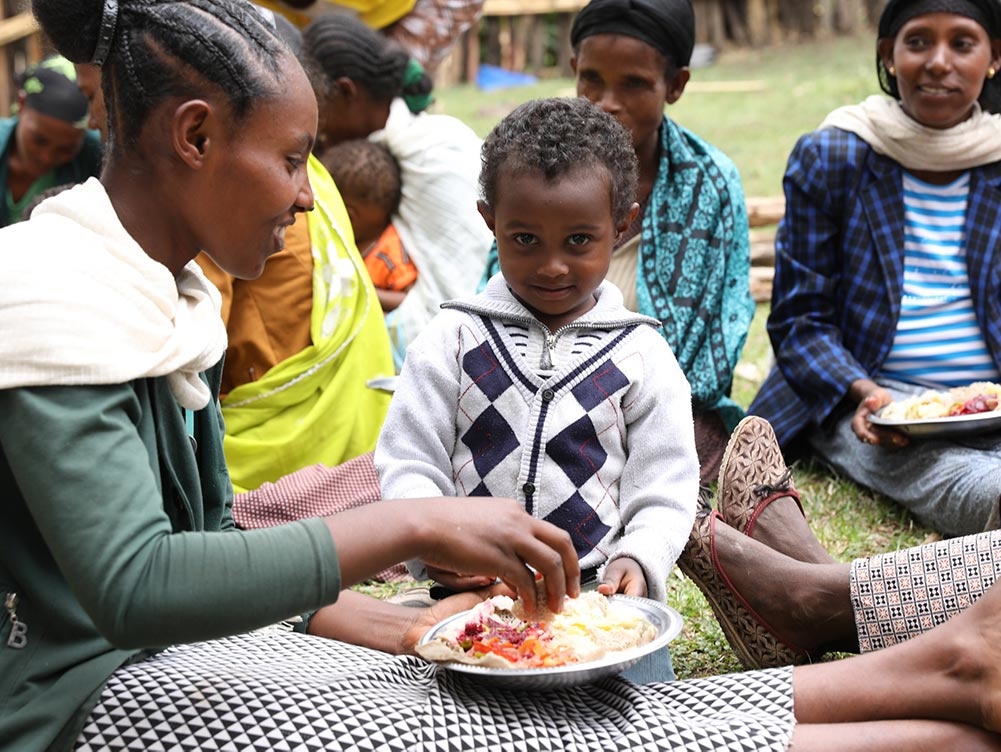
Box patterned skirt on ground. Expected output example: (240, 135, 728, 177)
(851, 529, 1001, 651)
(74, 631, 795, 752)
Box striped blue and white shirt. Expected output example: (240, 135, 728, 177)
(880, 172, 1000, 387)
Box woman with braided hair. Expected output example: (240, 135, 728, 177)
(301, 13, 494, 368)
(0, 0, 573, 747)
(6, 1, 1001, 749)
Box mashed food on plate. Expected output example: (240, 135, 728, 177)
(879, 382, 1001, 421)
(416, 592, 658, 669)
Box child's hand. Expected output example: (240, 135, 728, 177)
(425, 564, 495, 592)
(597, 558, 647, 597)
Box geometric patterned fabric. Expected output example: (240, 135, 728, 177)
(851, 529, 1001, 652)
(75, 632, 795, 751)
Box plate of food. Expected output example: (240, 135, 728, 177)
(868, 381, 1001, 438)
(416, 591, 683, 689)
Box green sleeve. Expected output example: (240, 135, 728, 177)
(0, 383, 342, 649)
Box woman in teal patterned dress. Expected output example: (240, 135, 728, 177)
(481, 0, 754, 487)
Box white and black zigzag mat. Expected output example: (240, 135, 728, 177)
(75, 631, 794, 751)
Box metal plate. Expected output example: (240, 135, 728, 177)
(416, 595, 684, 690)
(868, 408, 1001, 438)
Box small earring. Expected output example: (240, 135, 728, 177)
(888, 65, 896, 76)
(989, 67, 997, 79)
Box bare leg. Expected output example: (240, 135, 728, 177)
(712, 518, 860, 653)
(793, 580, 1001, 733)
(791, 721, 1001, 751)
(747, 493, 837, 565)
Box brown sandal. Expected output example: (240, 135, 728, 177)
(676, 510, 813, 670)
(717, 416, 805, 538)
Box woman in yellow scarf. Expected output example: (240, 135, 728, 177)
(199, 156, 394, 493)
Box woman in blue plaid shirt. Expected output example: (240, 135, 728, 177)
(750, 0, 1001, 538)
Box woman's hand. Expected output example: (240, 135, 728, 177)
(850, 379, 908, 448)
(400, 583, 514, 654)
(596, 557, 647, 597)
(324, 497, 580, 614)
(414, 497, 581, 614)
(308, 586, 511, 656)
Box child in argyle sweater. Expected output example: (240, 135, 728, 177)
(375, 97, 698, 606)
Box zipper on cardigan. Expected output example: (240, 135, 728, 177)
(4, 592, 27, 649)
(539, 321, 592, 371)
(440, 300, 652, 374)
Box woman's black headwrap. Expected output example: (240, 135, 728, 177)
(18, 61, 89, 127)
(570, 0, 695, 69)
(877, 0, 1001, 112)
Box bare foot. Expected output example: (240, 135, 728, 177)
(945, 583, 1001, 733)
(712, 520, 859, 654)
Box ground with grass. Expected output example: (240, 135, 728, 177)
(357, 33, 940, 678)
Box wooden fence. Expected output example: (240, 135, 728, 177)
(0, 2, 42, 115)
(1, 0, 890, 110)
(435, 0, 887, 86)
(746, 195, 783, 303)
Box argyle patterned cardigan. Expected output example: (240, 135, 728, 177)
(375, 276, 699, 601)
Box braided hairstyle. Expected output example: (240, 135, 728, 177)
(479, 97, 639, 227)
(321, 138, 402, 219)
(31, 0, 288, 153)
(300, 14, 431, 110)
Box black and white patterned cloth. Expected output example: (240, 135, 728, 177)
(75, 631, 794, 751)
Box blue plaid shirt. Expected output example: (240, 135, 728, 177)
(750, 127, 1001, 447)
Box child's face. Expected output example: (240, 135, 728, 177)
(480, 164, 628, 332)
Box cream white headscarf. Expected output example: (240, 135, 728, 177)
(820, 94, 1001, 170)
(0, 179, 227, 410)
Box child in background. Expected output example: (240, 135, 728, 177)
(375, 97, 698, 662)
(321, 138, 418, 312)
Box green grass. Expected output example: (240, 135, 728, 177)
(358, 34, 939, 678)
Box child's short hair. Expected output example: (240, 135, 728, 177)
(321, 139, 403, 219)
(479, 97, 638, 226)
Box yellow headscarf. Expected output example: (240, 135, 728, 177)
(221, 156, 394, 493)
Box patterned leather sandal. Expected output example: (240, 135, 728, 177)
(676, 510, 814, 670)
(716, 416, 805, 538)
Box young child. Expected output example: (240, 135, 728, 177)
(375, 97, 698, 606)
(321, 138, 418, 312)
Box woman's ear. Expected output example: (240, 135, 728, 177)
(664, 67, 690, 105)
(334, 76, 358, 103)
(990, 38, 1001, 78)
(877, 38, 895, 74)
(172, 100, 213, 169)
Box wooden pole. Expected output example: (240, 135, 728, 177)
(0, 1, 8, 118)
